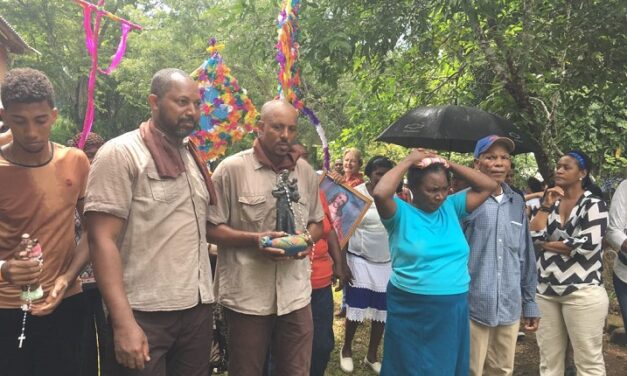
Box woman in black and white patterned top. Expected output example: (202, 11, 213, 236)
(530, 150, 608, 376)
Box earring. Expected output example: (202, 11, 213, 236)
(579, 177, 583, 180)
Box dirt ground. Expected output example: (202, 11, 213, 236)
(325, 290, 627, 376)
(513, 331, 627, 376)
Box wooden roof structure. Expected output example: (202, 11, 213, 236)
(0, 14, 39, 55)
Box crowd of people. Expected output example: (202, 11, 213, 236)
(0, 66, 625, 376)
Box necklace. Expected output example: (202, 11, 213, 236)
(18, 289, 31, 349)
(16, 234, 44, 349)
(1, 142, 54, 167)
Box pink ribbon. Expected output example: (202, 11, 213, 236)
(99, 22, 131, 75)
(77, 2, 133, 148)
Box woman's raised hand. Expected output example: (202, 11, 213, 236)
(328, 170, 345, 184)
(406, 148, 435, 164)
(405, 148, 444, 167)
(542, 187, 565, 208)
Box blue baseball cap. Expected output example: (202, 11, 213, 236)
(473, 135, 515, 159)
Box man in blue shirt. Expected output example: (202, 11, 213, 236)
(463, 135, 540, 376)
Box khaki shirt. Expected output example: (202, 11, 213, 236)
(208, 149, 324, 316)
(84, 130, 214, 311)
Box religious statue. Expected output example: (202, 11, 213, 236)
(272, 169, 300, 234)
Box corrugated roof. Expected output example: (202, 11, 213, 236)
(0, 14, 40, 55)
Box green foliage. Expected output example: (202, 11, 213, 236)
(1, 0, 624, 182)
(306, 0, 627, 180)
(49, 114, 78, 145)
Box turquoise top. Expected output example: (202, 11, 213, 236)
(381, 191, 470, 295)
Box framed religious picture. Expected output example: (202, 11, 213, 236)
(319, 173, 372, 249)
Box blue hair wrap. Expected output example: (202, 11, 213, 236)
(567, 152, 586, 169)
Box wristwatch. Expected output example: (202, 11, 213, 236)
(539, 206, 551, 213)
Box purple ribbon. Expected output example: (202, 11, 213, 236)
(301, 106, 330, 170)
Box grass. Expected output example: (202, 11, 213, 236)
(215, 288, 377, 376)
(325, 289, 381, 376)
(215, 250, 622, 375)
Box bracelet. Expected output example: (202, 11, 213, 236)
(0, 260, 5, 282)
(539, 206, 551, 213)
(304, 233, 314, 246)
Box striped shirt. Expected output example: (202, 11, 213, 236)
(531, 190, 608, 296)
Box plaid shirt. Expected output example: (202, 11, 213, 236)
(463, 184, 540, 326)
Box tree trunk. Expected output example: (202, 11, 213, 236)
(466, 5, 555, 181)
(533, 148, 553, 183)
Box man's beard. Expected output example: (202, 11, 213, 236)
(158, 113, 196, 140)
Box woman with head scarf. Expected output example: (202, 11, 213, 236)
(530, 150, 609, 375)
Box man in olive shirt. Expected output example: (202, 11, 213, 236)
(207, 100, 324, 376)
(85, 69, 216, 375)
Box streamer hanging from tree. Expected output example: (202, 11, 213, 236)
(74, 0, 141, 148)
(276, 0, 330, 169)
(189, 38, 258, 162)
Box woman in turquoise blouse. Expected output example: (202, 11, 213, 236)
(373, 148, 496, 376)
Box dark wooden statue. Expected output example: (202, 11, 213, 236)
(272, 170, 301, 234)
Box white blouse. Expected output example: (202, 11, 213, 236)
(347, 183, 391, 263)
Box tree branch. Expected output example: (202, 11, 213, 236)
(529, 96, 551, 121)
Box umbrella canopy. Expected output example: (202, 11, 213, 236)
(376, 105, 540, 155)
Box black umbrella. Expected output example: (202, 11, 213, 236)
(376, 105, 540, 154)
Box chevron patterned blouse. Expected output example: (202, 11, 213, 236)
(531, 190, 608, 296)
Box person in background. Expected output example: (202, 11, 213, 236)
(341, 148, 364, 188)
(396, 178, 412, 203)
(332, 147, 364, 318)
(505, 161, 524, 198)
(530, 150, 609, 376)
(0, 68, 91, 376)
(68, 132, 109, 376)
(374, 148, 496, 376)
(607, 179, 627, 330)
(293, 143, 351, 376)
(340, 156, 395, 375)
(463, 135, 540, 376)
(450, 173, 470, 194)
(334, 158, 344, 176)
(524, 177, 544, 217)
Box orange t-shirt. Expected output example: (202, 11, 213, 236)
(311, 192, 334, 289)
(0, 143, 89, 308)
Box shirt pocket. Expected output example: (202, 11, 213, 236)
(506, 221, 523, 252)
(238, 195, 267, 223)
(147, 172, 185, 203)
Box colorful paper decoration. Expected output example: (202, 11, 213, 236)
(75, 0, 141, 149)
(189, 38, 258, 162)
(276, 0, 330, 169)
